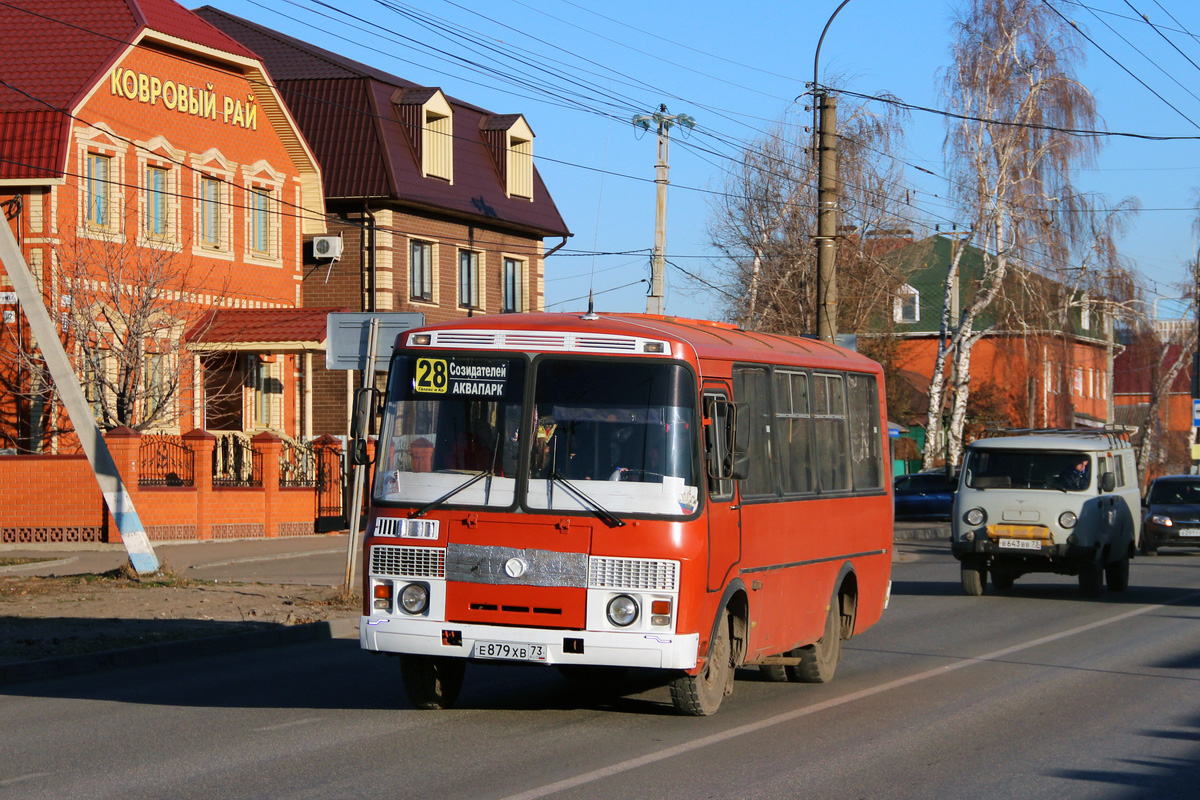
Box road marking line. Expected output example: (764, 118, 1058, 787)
(0, 773, 51, 787)
(501, 593, 1200, 800)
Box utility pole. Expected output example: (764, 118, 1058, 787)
(814, 91, 838, 343)
(634, 105, 694, 316)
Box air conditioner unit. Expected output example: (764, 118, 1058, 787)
(313, 235, 343, 260)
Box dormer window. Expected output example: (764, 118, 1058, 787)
(507, 132, 533, 199)
(894, 284, 919, 323)
(481, 115, 535, 200)
(394, 87, 455, 183)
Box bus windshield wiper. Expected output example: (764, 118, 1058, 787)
(410, 470, 493, 518)
(550, 471, 625, 528)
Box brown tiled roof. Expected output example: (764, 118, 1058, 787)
(194, 7, 571, 239)
(0, 0, 259, 181)
(185, 307, 344, 344)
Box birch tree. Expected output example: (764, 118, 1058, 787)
(924, 0, 1101, 468)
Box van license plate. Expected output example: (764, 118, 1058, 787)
(474, 641, 548, 662)
(998, 538, 1041, 551)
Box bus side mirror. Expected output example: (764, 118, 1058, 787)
(1100, 472, 1116, 493)
(349, 387, 376, 467)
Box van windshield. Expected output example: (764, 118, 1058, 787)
(964, 449, 1091, 492)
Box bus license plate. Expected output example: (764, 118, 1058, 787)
(998, 538, 1041, 551)
(474, 641, 547, 662)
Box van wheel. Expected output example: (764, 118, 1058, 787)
(991, 567, 1015, 591)
(1079, 562, 1104, 598)
(399, 655, 465, 709)
(788, 601, 842, 683)
(961, 557, 986, 596)
(670, 610, 733, 716)
(1105, 554, 1130, 592)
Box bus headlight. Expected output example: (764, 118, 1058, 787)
(606, 595, 639, 627)
(965, 508, 986, 526)
(399, 583, 429, 615)
(1059, 511, 1078, 529)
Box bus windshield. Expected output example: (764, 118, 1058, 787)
(372, 354, 699, 517)
(527, 359, 699, 517)
(373, 354, 525, 508)
(964, 448, 1091, 492)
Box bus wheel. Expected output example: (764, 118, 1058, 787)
(759, 664, 788, 682)
(961, 557, 986, 596)
(991, 567, 1015, 591)
(1105, 554, 1130, 592)
(399, 655, 466, 709)
(1079, 562, 1104, 598)
(670, 611, 733, 716)
(788, 601, 842, 684)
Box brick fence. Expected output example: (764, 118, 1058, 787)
(0, 428, 346, 545)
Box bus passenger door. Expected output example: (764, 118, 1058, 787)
(704, 388, 741, 592)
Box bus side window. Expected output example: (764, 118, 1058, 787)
(733, 366, 777, 498)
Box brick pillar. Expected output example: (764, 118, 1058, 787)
(253, 431, 282, 537)
(103, 426, 141, 544)
(183, 428, 216, 540)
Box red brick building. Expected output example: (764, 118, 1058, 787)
(197, 8, 572, 436)
(0, 0, 327, 452)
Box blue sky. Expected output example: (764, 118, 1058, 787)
(204, 0, 1200, 323)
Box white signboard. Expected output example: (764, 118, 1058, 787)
(325, 312, 425, 372)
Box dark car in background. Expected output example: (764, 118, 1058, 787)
(1141, 475, 1200, 555)
(893, 471, 957, 520)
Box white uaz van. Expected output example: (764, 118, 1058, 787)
(950, 431, 1139, 598)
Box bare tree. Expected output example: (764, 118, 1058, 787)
(924, 0, 1102, 469)
(706, 92, 913, 335)
(56, 226, 230, 433)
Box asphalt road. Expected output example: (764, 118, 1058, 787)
(4, 542, 1200, 800)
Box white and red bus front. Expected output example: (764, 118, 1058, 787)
(360, 326, 706, 671)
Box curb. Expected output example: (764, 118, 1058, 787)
(894, 526, 950, 542)
(0, 620, 336, 687)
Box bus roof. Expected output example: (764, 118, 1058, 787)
(400, 311, 880, 371)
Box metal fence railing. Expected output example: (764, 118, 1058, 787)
(279, 439, 318, 488)
(138, 434, 195, 487)
(213, 433, 262, 488)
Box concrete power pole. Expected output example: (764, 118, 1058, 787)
(815, 92, 838, 343)
(634, 105, 694, 316)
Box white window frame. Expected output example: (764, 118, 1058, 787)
(502, 255, 525, 313)
(894, 283, 919, 323)
(458, 249, 481, 310)
(242, 160, 285, 266)
(410, 239, 437, 305)
(190, 149, 235, 260)
(75, 124, 127, 242)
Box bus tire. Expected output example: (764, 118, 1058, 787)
(759, 664, 788, 682)
(1079, 561, 1104, 598)
(399, 655, 466, 709)
(788, 601, 842, 684)
(961, 557, 986, 596)
(670, 610, 733, 716)
(1105, 553, 1130, 592)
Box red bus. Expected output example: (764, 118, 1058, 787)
(357, 312, 893, 715)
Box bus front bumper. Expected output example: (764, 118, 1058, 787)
(360, 615, 700, 670)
